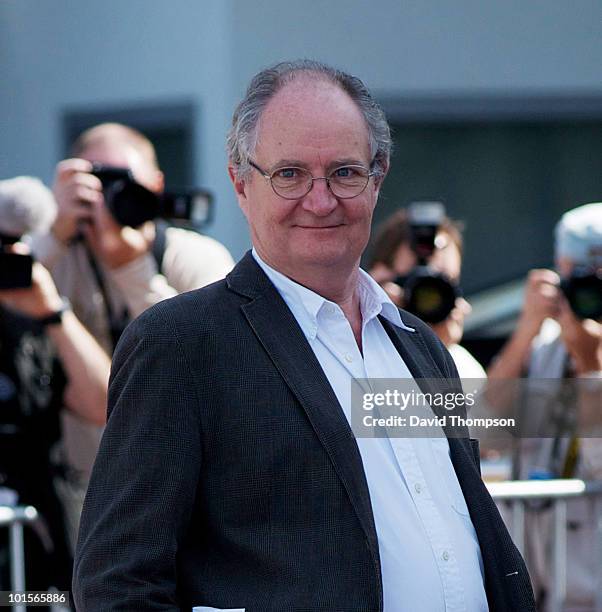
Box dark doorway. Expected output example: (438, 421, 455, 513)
(62, 102, 196, 190)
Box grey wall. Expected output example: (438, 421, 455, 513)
(230, 0, 602, 93)
(2, 0, 601, 260)
(0, 0, 248, 255)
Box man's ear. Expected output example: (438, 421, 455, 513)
(373, 159, 389, 191)
(228, 164, 250, 219)
(228, 165, 247, 199)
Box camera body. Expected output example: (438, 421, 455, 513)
(0, 234, 32, 290)
(393, 202, 460, 324)
(408, 201, 443, 262)
(561, 268, 602, 320)
(90, 164, 212, 228)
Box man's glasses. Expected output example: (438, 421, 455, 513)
(249, 161, 377, 200)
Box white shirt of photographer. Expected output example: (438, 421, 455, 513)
(254, 250, 486, 612)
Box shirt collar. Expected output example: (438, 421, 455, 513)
(357, 268, 414, 331)
(252, 249, 415, 341)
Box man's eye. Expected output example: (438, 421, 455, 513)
(333, 167, 356, 178)
(276, 168, 299, 179)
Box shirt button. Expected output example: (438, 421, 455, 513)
(414, 483, 422, 494)
(344, 353, 353, 363)
(442, 550, 450, 562)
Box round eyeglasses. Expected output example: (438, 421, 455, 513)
(249, 161, 377, 200)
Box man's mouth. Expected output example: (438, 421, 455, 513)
(296, 224, 344, 229)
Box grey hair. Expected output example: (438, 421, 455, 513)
(227, 60, 391, 180)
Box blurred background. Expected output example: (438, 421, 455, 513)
(1, 2, 602, 609)
(2, 0, 601, 364)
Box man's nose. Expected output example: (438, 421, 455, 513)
(301, 177, 339, 216)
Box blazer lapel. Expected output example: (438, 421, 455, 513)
(228, 253, 381, 559)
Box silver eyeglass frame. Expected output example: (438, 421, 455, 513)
(248, 160, 377, 200)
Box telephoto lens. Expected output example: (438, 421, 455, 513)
(394, 268, 460, 324)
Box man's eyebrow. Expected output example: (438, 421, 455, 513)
(267, 159, 307, 171)
(327, 158, 369, 170)
(267, 158, 369, 172)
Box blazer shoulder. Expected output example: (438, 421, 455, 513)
(141, 278, 235, 321)
(117, 278, 241, 348)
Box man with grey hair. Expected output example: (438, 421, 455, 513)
(74, 60, 534, 611)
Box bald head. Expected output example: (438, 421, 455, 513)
(73, 123, 159, 171)
(72, 123, 163, 193)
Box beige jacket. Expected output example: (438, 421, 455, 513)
(32, 226, 235, 353)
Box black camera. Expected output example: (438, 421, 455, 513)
(408, 201, 443, 262)
(393, 202, 461, 324)
(0, 234, 32, 290)
(90, 164, 213, 228)
(561, 268, 602, 320)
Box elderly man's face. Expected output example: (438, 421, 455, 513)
(231, 78, 383, 279)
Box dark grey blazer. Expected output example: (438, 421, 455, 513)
(73, 252, 535, 611)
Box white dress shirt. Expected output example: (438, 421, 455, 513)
(253, 250, 487, 612)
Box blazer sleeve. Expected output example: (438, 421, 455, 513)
(72, 303, 202, 611)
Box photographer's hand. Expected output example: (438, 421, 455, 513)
(487, 269, 560, 379)
(82, 198, 154, 269)
(0, 245, 63, 318)
(52, 158, 103, 243)
(518, 268, 561, 337)
(557, 297, 602, 375)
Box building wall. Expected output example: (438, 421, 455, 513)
(1, 0, 601, 259)
(229, 0, 602, 95)
(0, 0, 248, 255)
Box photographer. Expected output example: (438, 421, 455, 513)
(369, 203, 485, 378)
(487, 202, 601, 610)
(30, 123, 234, 499)
(488, 202, 601, 381)
(32, 122, 234, 353)
(0, 177, 109, 596)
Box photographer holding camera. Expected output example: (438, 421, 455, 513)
(487, 202, 601, 610)
(33, 122, 234, 355)
(0, 176, 110, 596)
(488, 202, 602, 381)
(29, 123, 234, 555)
(369, 202, 485, 378)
